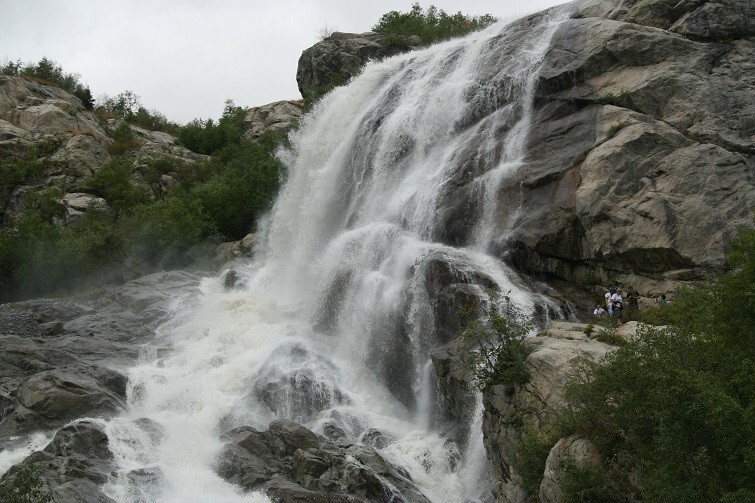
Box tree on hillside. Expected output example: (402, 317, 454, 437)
(373, 3, 497, 47)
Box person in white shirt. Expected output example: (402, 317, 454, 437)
(594, 304, 606, 317)
(611, 289, 624, 323)
(605, 288, 615, 316)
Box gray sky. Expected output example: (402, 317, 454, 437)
(1, 0, 567, 124)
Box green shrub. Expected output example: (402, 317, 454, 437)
(97, 90, 142, 121)
(130, 106, 178, 133)
(559, 458, 616, 503)
(189, 130, 283, 239)
(6, 211, 124, 299)
(177, 100, 246, 155)
(106, 122, 140, 155)
(373, 3, 497, 47)
(457, 301, 532, 392)
(559, 230, 755, 501)
(84, 157, 149, 215)
(516, 424, 562, 497)
(120, 196, 217, 267)
(0, 147, 50, 206)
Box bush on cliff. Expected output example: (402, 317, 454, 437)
(457, 301, 532, 392)
(373, 3, 497, 47)
(177, 100, 246, 155)
(189, 130, 284, 239)
(519, 230, 755, 502)
(84, 157, 149, 214)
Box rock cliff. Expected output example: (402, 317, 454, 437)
(503, 0, 754, 293)
(297, 32, 413, 98)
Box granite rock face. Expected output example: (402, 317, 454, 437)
(504, 0, 754, 292)
(243, 100, 303, 141)
(297, 32, 412, 98)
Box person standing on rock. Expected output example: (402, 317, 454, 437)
(605, 287, 615, 316)
(612, 288, 624, 324)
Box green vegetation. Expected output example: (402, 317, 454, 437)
(177, 100, 246, 155)
(513, 229, 755, 502)
(96, 90, 178, 134)
(0, 129, 285, 301)
(0, 463, 53, 503)
(83, 157, 149, 215)
(457, 302, 532, 393)
(373, 3, 497, 47)
(0, 54, 292, 301)
(303, 5, 497, 109)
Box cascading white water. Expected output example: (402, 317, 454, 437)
(102, 8, 568, 503)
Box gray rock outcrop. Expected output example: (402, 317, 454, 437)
(528, 0, 753, 286)
(217, 419, 432, 502)
(0, 75, 205, 223)
(432, 0, 755, 294)
(0, 270, 202, 442)
(243, 100, 303, 141)
(297, 32, 412, 98)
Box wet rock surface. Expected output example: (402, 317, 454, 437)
(217, 419, 432, 503)
(0, 420, 116, 503)
(434, 0, 754, 294)
(0, 270, 202, 443)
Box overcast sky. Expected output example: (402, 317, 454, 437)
(1, 0, 567, 124)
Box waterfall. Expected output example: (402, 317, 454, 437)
(103, 8, 568, 503)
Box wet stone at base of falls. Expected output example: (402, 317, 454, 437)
(216, 419, 431, 502)
(0, 420, 116, 503)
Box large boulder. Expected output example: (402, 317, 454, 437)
(296, 32, 412, 98)
(217, 419, 432, 502)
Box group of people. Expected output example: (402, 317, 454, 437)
(594, 286, 642, 323)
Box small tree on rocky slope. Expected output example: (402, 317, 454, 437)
(457, 301, 533, 393)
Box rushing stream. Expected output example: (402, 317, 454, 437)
(102, 8, 568, 502)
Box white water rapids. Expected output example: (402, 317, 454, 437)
(98, 10, 567, 503)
